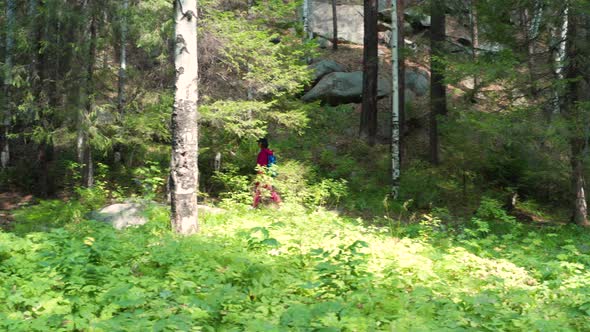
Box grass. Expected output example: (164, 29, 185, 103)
(1, 201, 590, 331)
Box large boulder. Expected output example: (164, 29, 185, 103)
(405, 68, 429, 97)
(309, 59, 345, 82)
(90, 203, 149, 229)
(310, 2, 364, 44)
(302, 71, 392, 105)
(90, 202, 224, 230)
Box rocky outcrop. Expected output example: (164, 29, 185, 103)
(310, 2, 364, 44)
(405, 68, 429, 97)
(302, 71, 391, 105)
(309, 59, 346, 82)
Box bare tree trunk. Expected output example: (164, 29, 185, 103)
(1, 0, 16, 169)
(303, 0, 312, 40)
(391, 0, 401, 198)
(332, 0, 338, 50)
(360, 0, 379, 146)
(564, 8, 589, 226)
(552, 4, 569, 115)
(81, 14, 98, 188)
(525, 1, 543, 98)
(171, 0, 199, 235)
(117, 0, 129, 114)
(470, 0, 479, 97)
(430, 0, 446, 165)
(571, 139, 588, 226)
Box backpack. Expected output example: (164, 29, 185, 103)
(267, 154, 276, 168)
(267, 154, 278, 177)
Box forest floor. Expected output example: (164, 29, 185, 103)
(0, 192, 33, 230)
(1, 202, 589, 331)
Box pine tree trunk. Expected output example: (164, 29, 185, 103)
(2, 0, 16, 169)
(81, 14, 97, 188)
(360, 0, 379, 146)
(391, 0, 401, 198)
(525, 1, 542, 98)
(470, 0, 479, 97)
(303, 0, 312, 40)
(171, 0, 199, 235)
(332, 0, 338, 50)
(429, 0, 446, 165)
(564, 10, 589, 226)
(571, 139, 588, 226)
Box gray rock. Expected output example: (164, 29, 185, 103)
(90, 202, 224, 230)
(405, 88, 417, 103)
(404, 8, 431, 28)
(90, 203, 148, 230)
(310, 2, 364, 44)
(478, 42, 504, 53)
(302, 71, 391, 106)
(405, 68, 429, 97)
(309, 59, 345, 82)
(317, 37, 333, 49)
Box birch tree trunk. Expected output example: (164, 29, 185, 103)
(430, 0, 446, 165)
(391, 0, 400, 198)
(360, 0, 379, 146)
(117, 0, 129, 114)
(1, 0, 16, 169)
(552, 4, 569, 115)
(171, 0, 199, 235)
(332, 0, 338, 50)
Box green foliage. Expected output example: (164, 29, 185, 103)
(212, 165, 253, 205)
(132, 161, 166, 199)
(3, 201, 590, 330)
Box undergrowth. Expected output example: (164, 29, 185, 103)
(2, 201, 590, 331)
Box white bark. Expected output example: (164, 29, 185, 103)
(391, 0, 400, 199)
(118, 0, 129, 113)
(214, 152, 221, 172)
(552, 4, 569, 114)
(530, 0, 543, 40)
(2, 0, 15, 169)
(171, 0, 199, 235)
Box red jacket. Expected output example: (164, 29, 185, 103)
(257, 148, 273, 167)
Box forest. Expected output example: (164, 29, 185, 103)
(1, 0, 590, 330)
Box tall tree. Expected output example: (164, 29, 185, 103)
(552, 4, 569, 115)
(303, 0, 312, 40)
(524, 0, 543, 97)
(171, 0, 199, 234)
(2, 0, 16, 169)
(118, 0, 129, 114)
(360, 0, 379, 145)
(76, 2, 99, 188)
(391, 0, 401, 198)
(564, 4, 589, 226)
(429, 0, 447, 165)
(332, 0, 338, 50)
(470, 0, 479, 96)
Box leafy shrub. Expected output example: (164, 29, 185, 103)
(212, 165, 253, 205)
